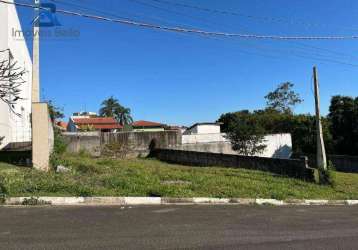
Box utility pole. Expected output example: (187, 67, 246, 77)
(31, 0, 51, 171)
(31, 0, 40, 102)
(313, 66, 327, 171)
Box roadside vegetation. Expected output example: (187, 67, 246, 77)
(1, 153, 358, 200)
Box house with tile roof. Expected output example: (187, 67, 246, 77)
(55, 121, 68, 132)
(131, 120, 166, 132)
(67, 115, 122, 132)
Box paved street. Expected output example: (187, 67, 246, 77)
(1, 205, 358, 249)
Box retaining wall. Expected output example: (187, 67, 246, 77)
(63, 132, 101, 157)
(63, 131, 181, 158)
(153, 149, 314, 181)
(293, 153, 358, 173)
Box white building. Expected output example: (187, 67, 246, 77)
(184, 123, 222, 135)
(0, 0, 32, 150)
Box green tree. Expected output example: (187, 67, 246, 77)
(47, 100, 64, 123)
(265, 82, 303, 113)
(218, 109, 333, 155)
(99, 96, 120, 117)
(115, 106, 133, 126)
(99, 96, 133, 126)
(225, 112, 267, 156)
(328, 95, 358, 155)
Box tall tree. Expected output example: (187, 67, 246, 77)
(99, 96, 120, 117)
(47, 100, 64, 123)
(99, 96, 133, 125)
(218, 109, 333, 155)
(328, 95, 357, 155)
(265, 82, 303, 113)
(115, 106, 133, 126)
(224, 111, 266, 156)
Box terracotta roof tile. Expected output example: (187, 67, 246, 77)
(91, 124, 123, 129)
(73, 117, 123, 129)
(73, 117, 118, 125)
(56, 121, 68, 129)
(132, 120, 165, 127)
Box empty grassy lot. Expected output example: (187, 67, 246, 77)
(1, 154, 358, 200)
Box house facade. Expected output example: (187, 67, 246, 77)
(0, 0, 32, 150)
(67, 114, 122, 132)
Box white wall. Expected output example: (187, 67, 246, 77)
(181, 133, 293, 159)
(197, 124, 221, 134)
(260, 134, 292, 159)
(0, 0, 32, 149)
(0, 1, 11, 149)
(182, 133, 228, 144)
(185, 124, 221, 135)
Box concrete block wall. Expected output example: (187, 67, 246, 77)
(293, 153, 358, 173)
(153, 149, 314, 181)
(63, 132, 101, 157)
(101, 131, 181, 157)
(63, 131, 181, 157)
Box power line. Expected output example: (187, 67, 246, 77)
(290, 41, 358, 60)
(49, 0, 211, 39)
(138, 0, 358, 61)
(228, 39, 358, 67)
(130, 0, 358, 63)
(3, 0, 358, 40)
(5, 0, 358, 67)
(49, 0, 181, 27)
(128, 0, 238, 31)
(149, 0, 358, 32)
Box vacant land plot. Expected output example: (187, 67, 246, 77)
(1, 154, 358, 199)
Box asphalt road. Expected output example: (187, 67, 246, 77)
(1, 205, 358, 250)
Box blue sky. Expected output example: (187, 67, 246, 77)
(13, 0, 358, 126)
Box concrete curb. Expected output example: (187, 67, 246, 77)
(3, 197, 358, 206)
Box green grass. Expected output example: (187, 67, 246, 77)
(1, 154, 358, 199)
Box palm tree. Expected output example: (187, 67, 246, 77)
(99, 96, 120, 117)
(115, 106, 133, 126)
(99, 96, 133, 126)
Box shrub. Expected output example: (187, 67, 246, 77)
(0, 176, 7, 203)
(50, 128, 68, 169)
(319, 161, 336, 186)
(73, 186, 94, 197)
(75, 163, 101, 174)
(22, 197, 50, 206)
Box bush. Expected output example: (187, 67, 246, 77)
(50, 128, 68, 169)
(75, 163, 101, 174)
(319, 161, 336, 186)
(73, 186, 94, 197)
(22, 197, 50, 206)
(0, 176, 7, 203)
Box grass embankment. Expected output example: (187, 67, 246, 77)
(1, 154, 358, 199)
